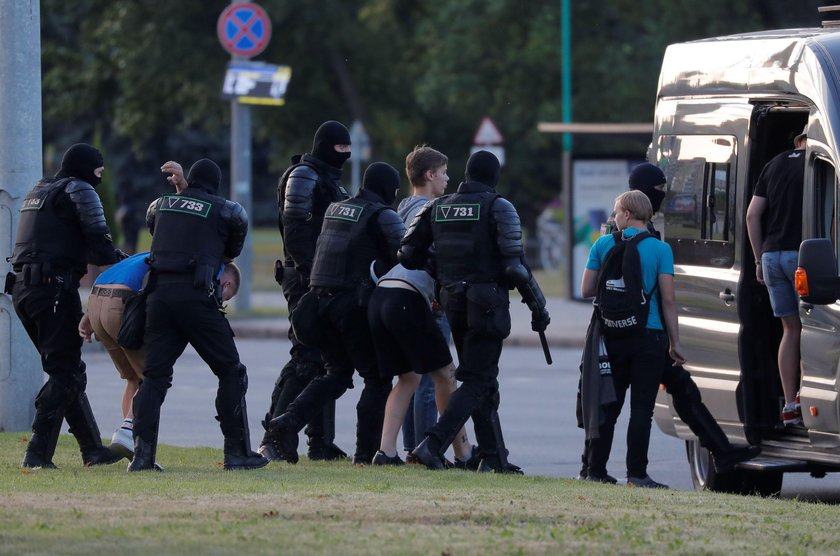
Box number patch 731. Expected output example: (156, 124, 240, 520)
(325, 202, 364, 222)
(434, 203, 480, 222)
(160, 195, 212, 218)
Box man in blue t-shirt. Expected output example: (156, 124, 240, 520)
(580, 190, 685, 489)
(78, 252, 240, 458)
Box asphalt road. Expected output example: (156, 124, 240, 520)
(71, 338, 840, 501)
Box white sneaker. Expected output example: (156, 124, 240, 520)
(110, 427, 134, 459)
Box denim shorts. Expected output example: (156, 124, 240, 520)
(761, 250, 799, 317)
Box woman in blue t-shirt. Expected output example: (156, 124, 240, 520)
(580, 190, 685, 488)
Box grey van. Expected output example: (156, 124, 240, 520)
(650, 23, 840, 496)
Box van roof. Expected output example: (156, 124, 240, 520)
(658, 27, 840, 99)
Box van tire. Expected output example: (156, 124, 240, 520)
(686, 439, 744, 493)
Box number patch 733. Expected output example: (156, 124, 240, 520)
(325, 202, 364, 222)
(160, 195, 212, 218)
(434, 203, 480, 222)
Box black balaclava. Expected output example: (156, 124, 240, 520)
(628, 162, 666, 213)
(465, 150, 501, 188)
(312, 120, 352, 169)
(361, 162, 400, 206)
(186, 159, 222, 194)
(55, 143, 104, 187)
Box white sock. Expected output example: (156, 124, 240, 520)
(122, 418, 133, 430)
(383, 450, 397, 458)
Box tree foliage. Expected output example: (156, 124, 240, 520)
(40, 0, 827, 229)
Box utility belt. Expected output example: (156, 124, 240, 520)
(314, 276, 374, 308)
(153, 273, 196, 285)
(153, 271, 223, 307)
(6, 263, 78, 292)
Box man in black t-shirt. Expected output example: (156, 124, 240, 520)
(746, 127, 806, 426)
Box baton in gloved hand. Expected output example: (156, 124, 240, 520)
(539, 330, 552, 365)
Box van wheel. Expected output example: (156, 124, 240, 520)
(686, 440, 743, 493)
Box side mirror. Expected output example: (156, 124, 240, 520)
(796, 238, 840, 305)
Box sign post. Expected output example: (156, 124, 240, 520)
(217, 1, 273, 313)
(0, 1, 43, 430)
(349, 120, 371, 194)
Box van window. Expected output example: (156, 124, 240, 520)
(813, 157, 837, 253)
(659, 135, 736, 267)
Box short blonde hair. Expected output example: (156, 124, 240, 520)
(616, 190, 653, 222)
(222, 262, 241, 297)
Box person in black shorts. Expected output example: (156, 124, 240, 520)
(367, 265, 475, 466)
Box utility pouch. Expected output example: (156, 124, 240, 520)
(356, 277, 374, 308)
(193, 264, 214, 291)
(3, 272, 14, 294)
(27, 264, 41, 286)
(274, 259, 284, 286)
(118, 290, 148, 350)
(465, 283, 511, 339)
(440, 282, 467, 312)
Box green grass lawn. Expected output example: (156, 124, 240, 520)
(1, 433, 837, 555)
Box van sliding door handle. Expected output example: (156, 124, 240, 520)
(719, 290, 735, 304)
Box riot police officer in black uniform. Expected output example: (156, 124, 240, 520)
(399, 150, 550, 473)
(268, 162, 406, 465)
(128, 159, 267, 471)
(259, 121, 352, 462)
(10, 143, 125, 469)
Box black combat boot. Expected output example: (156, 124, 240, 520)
(307, 401, 347, 461)
(475, 409, 524, 475)
(65, 391, 122, 466)
(22, 380, 69, 469)
(224, 438, 270, 470)
(127, 435, 162, 472)
(410, 437, 445, 470)
(267, 413, 302, 464)
(21, 433, 60, 470)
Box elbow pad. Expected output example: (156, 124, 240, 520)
(283, 166, 318, 221)
(492, 198, 525, 258)
(67, 181, 109, 235)
(222, 200, 249, 260)
(505, 262, 547, 312)
(399, 203, 433, 269)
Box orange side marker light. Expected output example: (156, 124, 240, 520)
(795, 267, 809, 297)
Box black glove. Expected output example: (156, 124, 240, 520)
(531, 307, 550, 332)
(115, 249, 130, 261)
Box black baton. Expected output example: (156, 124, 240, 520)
(539, 331, 552, 365)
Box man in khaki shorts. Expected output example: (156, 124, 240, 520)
(79, 254, 241, 458)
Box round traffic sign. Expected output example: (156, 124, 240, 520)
(217, 3, 272, 58)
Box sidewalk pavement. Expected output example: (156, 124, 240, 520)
(228, 290, 593, 349)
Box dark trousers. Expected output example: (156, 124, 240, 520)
(285, 289, 390, 459)
(133, 283, 247, 444)
(587, 329, 667, 478)
(426, 301, 506, 458)
(13, 282, 88, 434)
(265, 266, 327, 441)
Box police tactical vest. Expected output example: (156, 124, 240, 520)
(149, 190, 226, 276)
(309, 197, 388, 289)
(12, 178, 87, 273)
(431, 190, 503, 284)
